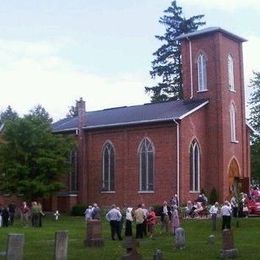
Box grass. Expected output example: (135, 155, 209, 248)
(0, 215, 260, 259)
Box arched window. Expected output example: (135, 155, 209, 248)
(102, 141, 115, 191)
(197, 53, 207, 91)
(139, 138, 154, 191)
(189, 139, 200, 192)
(228, 54, 235, 91)
(230, 103, 237, 142)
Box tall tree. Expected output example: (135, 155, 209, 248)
(0, 106, 75, 200)
(0, 105, 19, 125)
(145, 1, 205, 102)
(248, 71, 260, 183)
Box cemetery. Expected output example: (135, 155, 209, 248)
(0, 213, 259, 259)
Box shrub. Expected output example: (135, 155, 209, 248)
(71, 204, 86, 216)
(209, 187, 218, 205)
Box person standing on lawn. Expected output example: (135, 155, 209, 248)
(221, 200, 232, 230)
(160, 201, 172, 233)
(209, 202, 219, 231)
(171, 205, 180, 235)
(105, 204, 123, 241)
(146, 207, 157, 238)
(134, 204, 145, 239)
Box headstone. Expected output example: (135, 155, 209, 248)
(6, 233, 24, 260)
(54, 231, 68, 260)
(220, 229, 239, 258)
(175, 227, 185, 249)
(121, 236, 142, 260)
(208, 234, 215, 245)
(84, 219, 104, 247)
(153, 249, 164, 260)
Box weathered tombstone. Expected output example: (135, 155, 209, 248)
(220, 229, 239, 258)
(175, 227, 185, 249)
(6, 233, 24, 260)
(153, 248, 164, 260)
(84, 219, 104, 247)
(121, 236, 142, 260)
(54, 231, 68, 260)
(208, 234, 215, 245)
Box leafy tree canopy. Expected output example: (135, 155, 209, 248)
(145, 0, 205, 102)
(0, 105, 75, 200)
(248, 71, 260, 183)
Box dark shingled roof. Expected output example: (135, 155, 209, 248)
(175, 27, 247, 42)
(52, 99, 208, 133)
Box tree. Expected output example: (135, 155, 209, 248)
(145, 0, 205, 102)
(0, 105, 19, 125)
(248, 71, 260, 183)
(0, 106, 75, 200)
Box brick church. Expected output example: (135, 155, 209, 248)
(51, 27, 251, 212)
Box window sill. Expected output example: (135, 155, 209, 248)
(101, 191, 116, 194)
(189, 191, 200, 194)
(228, 88, 236, 93)
(231, 140, 239, 144)
(138, 191, 154, 194)
(197, 89, 208, 93)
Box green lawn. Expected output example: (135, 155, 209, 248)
(0, 215, 260, 259)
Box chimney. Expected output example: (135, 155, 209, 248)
(76, 97, 86, 129)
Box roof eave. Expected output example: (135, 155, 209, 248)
(178, 100, 209, 120)
(83, 118, 176, 130)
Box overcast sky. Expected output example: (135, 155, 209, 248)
(0, 0, 259, 121)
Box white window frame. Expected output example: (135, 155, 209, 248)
(197, 53, 207, 92)
(190, 140, 200, 192)
(228, 54, 235, 91)
(138, 138, 154, 192)
(102, 141, 115, 192)
(230, 103, 238, 143)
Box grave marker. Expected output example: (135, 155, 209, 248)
(54, 231, 68, 260)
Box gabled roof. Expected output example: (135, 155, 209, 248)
(175, 27, 247, 42)
(52, 99, 209, 133)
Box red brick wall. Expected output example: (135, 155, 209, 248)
(82, 123, 178, 208)
(181, 31, 249, 202)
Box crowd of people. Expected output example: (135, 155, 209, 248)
(84, 196, 181, 241)
(83, 189, 258, 241)
(0, 201, 45, 228)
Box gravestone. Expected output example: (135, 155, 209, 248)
(175, 227, 185, 249)
(153, 249, 164, 260)
(54, 231, 68, 260)
(121, 236, 142, 260)
(208, 234, 215, 245)
(84, 219, 104, 247)
(220, 229, 239, 258)
(6, 233, 24, 260)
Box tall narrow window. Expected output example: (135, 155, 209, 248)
(228, 54, 235, 91)
(139, 138, 154, 191)
(102, 142, 115, 191)
(189, 140, 200, 192)
(197, 53, 207, 91)
(230, 103, 237, 142)
(69, 150, 78, 192)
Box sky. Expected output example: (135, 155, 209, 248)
(0, 0, 259, 121)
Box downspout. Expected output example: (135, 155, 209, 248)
(173, 119, 180, 204)
(187, 37, 193, 99)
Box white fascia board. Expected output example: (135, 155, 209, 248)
(178, 101, 209, 120)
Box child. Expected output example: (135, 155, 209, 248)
(146, 207, 157, 238)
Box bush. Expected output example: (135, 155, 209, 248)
(209, 187, 218, 205)
(71, 204, 86, 216)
